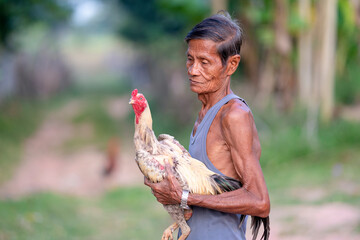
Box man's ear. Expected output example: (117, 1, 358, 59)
(226, 55, 241, 76)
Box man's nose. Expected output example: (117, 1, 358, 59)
(188, 62, 200, 76)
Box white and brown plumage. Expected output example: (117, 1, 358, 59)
(129, 89, 269, 240)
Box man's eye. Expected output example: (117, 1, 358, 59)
(202, 61, 209, 65)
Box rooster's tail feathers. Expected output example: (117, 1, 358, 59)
(251, 216, 270, 240)
(239, 214, 247, 227)
(211, 174, 243, 193)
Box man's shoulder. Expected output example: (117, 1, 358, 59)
(221, 98, 252, 125)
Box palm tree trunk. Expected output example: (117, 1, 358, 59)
(298, 0, 313, 106)
(318, 0, 338, 122)
(274, 0, 293, 111)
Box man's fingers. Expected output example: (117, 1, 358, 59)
(144, 176, 153, 187)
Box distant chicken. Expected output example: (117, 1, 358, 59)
(129, 89, 269, 240)
(103, 137, 119, 176)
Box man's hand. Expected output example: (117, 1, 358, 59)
(144, 163, 183, 205)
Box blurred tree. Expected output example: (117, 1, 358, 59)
(273, 0, 294, 111)
(117, 0, 208, 45)
(110, 0, 359, 130)
(337, 0, 359, 75)
(0, 0, 72, 103)
(234, 0, 297, 111)
(234, 1, 357, 112)
(299, 0, 338, 140)
(0, 0, 71, 50)
(316, 0, 338, 123)
(297, 0, 312, 107)
(335, 0, 360, 106)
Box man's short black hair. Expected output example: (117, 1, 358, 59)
(185, 11, 243, 66)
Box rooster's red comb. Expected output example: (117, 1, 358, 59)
(132, 89, 138, 98)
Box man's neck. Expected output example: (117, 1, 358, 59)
(197, 83, 232, 111)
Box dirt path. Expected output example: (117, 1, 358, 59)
(0, 97, 143, 199)
(258, 203, 360, 240)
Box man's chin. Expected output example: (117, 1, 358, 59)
(190, 85, 205, 94)
(189, 85, 202, 94)
(190, 81, 205, 92)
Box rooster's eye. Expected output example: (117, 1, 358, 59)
(140, 97, 143, 100)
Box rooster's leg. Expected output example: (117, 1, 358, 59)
(163, 205, 191, 240)
(161, 208, 193, 240)
(161, 222, 178, 240)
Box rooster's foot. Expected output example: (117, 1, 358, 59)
(161, 222, 178, 240)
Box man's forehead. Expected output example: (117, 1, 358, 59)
(187, 39, 219, 56)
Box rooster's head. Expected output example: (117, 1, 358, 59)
(129, 89, 148, 124)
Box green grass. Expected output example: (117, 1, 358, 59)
(0, 100, 45, 184)
(98, 187, 171, 239)
(0, 187, 171, 240)
(0, 193, 93, 240)
(256, 110, 360, 205)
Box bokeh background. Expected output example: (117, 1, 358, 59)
(0, 0, 359, 239)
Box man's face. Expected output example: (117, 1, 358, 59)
(186, 39, 227, 94)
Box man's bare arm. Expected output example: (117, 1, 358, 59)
(185, 107, 269, 217)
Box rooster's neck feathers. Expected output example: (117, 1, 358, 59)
(135, 103, 152, 130)
(134, 103, 158, 153)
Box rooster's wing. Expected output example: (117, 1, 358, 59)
(135, 149, 172, 183)
(158, 134, 192, 158)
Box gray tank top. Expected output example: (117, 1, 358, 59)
(181, 93, 248, 240)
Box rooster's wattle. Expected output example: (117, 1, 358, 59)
(129, 89, 269, 240)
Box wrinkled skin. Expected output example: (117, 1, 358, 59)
(145, 39, 270, 219)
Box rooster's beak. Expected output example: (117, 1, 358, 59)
(129, 99, 135, 105)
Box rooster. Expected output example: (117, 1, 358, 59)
(129, 89, 269, 240)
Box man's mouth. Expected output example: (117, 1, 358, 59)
(189, 79, 202, 84)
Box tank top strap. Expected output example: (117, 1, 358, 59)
(200, 93, 246, 139)
(190, 93, 247, 145)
